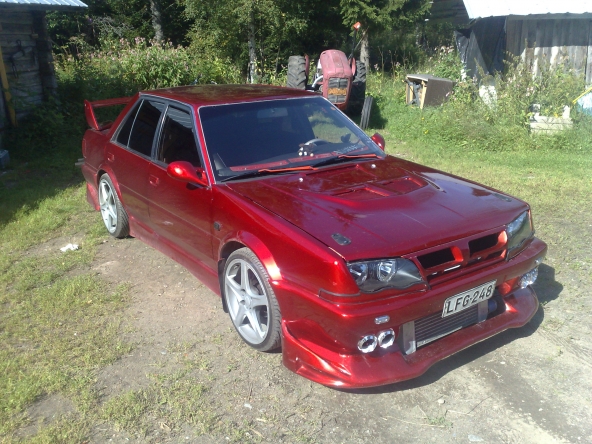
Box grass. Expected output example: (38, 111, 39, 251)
(0, 124, 133, 440)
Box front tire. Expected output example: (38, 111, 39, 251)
(287, 55, 308, 90)
(360, 96, 373, 130)
(98, 174, 129, 238)
(349, 60, 367, 115)
(223, 248, 282, 351)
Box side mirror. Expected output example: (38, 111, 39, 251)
(371, 133, 386, 151)
(167, 161, 208, 187)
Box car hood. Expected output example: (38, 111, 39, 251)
(225, 157, 527, 261)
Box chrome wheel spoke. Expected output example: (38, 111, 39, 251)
(224, 257, 270, 345)
(246, 308, 265, 338)
(107, 206, 117, 221)
(99, 179, 117, 233)
(241, 262, 252, 294)
(249, 293, 267, 307)
(234, 303, 247, 325)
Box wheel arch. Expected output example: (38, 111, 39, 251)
(97, 166, 125, 204)
(217, 232, 282, 312)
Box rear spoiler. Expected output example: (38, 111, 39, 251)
(84, 97, 132, 131)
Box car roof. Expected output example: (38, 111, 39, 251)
(139, 84, 316, 107)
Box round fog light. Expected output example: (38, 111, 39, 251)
(358, 335, 378, 353)
(378, 329, 395, 348)
(519, 267, 539, 289)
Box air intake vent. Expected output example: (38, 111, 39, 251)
(417, 248, 455, 269)
(469, 233, 500, 255)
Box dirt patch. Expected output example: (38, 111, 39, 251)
(15, 394, 76, 439)
(83, 234, 592, 443)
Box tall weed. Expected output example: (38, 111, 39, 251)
(368, 48, 591, 153)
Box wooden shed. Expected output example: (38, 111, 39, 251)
(429, 0, 592, 84)
(0, 0, 87, 137)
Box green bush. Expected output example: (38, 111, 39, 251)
(56, 37, 243, 103)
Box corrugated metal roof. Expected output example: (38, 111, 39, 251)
(462, 0, 592, 19)
(0, 0, 86, 7)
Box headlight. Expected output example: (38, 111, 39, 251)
(506, 210, 533, 256)
(347, 258, 424, 293)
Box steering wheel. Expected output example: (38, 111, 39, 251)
(302, 138, 329, 146)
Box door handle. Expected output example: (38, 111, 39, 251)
(106, 152, 114, 162)
(149, 175, 160, 186)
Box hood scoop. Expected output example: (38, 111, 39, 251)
(378, 176, 427, 195)
(330, 175, 428, 201)
(332, 187, 388, 201)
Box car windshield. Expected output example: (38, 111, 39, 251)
(199, 96, 384, 181)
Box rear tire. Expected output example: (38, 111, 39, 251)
(349, 61, 367, 114)
(98, 174, 129, 239)
(287, 56, 307, 90)
(360, 96, 373, 130)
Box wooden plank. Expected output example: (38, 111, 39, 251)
(10, 82, 43, 99)
(0, 42, 16, 126)
(541, 19, 554, 64)
(520, 21, 530, 63)
(11, 72, 42, 88)
(551, 18, 561, 66)
(559, 19, 570, 67)
(587, 20, 592, 84)
(574, 20, 590, 74)
(0, 22, 34, 34)
(1, 36, 37, 48)
(0, 12, 34, 25)
(506, 20, 522, 59)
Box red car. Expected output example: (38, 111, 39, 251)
(80, 85, 547, 388)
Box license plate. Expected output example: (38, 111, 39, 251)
(442, 280, 496, 318)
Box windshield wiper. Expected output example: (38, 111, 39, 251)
(312, 153, 381, 169)
(219, 166, 314, 182)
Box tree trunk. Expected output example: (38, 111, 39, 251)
(248, 10, 258, 84)
(360, 30, 370, 69)
(149, 0, 164, 43)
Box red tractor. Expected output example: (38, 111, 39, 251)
(286, 22, 373, 129)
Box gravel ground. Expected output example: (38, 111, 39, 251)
(69, 215, 592, 444)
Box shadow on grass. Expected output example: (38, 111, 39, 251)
(344, 264, 561, 395)
(0, 126, 86, 228)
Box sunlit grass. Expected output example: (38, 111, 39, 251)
(0, 175, 132, 438)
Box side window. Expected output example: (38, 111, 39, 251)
(115, 102, 140, 146)
(127, 100, 165, 157)
(157, 107, 201, 166)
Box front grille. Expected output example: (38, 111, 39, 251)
(327, 77, 348, 104)
(415, 305, 478, 348)
(409, 230, 506, 284)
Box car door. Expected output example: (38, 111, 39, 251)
(147, 104, 216, 271)
(106, 98, 166, 230)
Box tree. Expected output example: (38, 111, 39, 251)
(149, 0, 164, 43)
(47, 0, 191, 50)
(184, 0, 328, 80)
(339, 0, 430, 68)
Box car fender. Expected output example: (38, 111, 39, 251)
(96, 164, 126, 205)
(218, 231, 282, 282)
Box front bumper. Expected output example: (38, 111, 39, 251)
(282, 286, 537, 388)
(277, 238, 546, 389)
